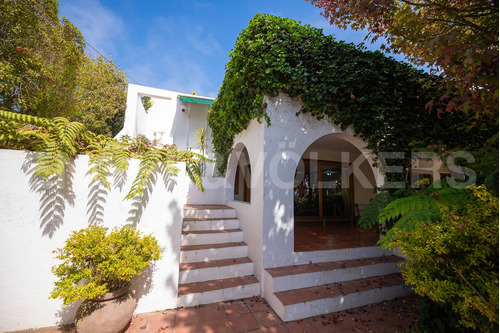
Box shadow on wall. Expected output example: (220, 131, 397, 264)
(56, 301, 81, 327)
(22, 150, 182, 235)
(86, 178, 108, 226)
(22, 152, 76, 239)
(132, 264, 156, 303)
(165, 200, 182, 298)
(126, 165, 178, 227)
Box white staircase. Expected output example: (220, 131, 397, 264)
(177, 205, 260, 307)
(264, 254, 411, 322)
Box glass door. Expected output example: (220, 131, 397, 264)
(294, 160, 319, 216)
(320, 162, 351, 218)
(294, 159, 352, 219)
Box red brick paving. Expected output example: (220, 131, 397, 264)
(26, 295, 419, 333)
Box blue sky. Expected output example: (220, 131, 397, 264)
(59, 0, 404, 98)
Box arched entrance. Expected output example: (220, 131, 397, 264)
(233, 147, 251, 202)
(293, 134, 379, 251)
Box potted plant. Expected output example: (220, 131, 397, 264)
(50, 225, 161, 333)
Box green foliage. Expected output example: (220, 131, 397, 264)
(0, 0, 127, 137)
(0, 110, 206, 198)
(209, 13, 494, 175)
(357, 193, 394, 230)
(0, 0, 84, 117)
(141, 96, 154, 113)
(377, 184, 471, 247)
(74, 56, 128, 136)
(50, 225, 161, 305)
(416, 297, 478, 333)
(308, 0, 499, 117)
(384, 186, 499, 332)
(194, 127, 208, 176)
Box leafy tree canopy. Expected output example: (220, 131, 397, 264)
(308, 0, 499, 117)
(0, 0, 127, 136)
(209, 13, 495, 175)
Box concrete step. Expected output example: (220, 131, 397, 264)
(183, 204, 236, 219)
(177, 275, 260, 308)
(180, 241, 249, 263)
(181, 229, 243, 246)
(179, 257, 254, 284)
(269, 273, 410, 322)
(182, 217, 240, 231)
(265, 255, 404, 293)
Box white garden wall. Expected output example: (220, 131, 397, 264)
(0, 149, 215, 332)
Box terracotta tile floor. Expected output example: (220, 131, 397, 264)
(294, 220, 379, 252)
(28, 295, 420, 333)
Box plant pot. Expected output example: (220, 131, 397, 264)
(74, 283, 137, 333)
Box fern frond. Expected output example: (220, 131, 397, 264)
(186, 160, 204, 192)
(52, 117, 86, 156)
(0, 109, 52, 127)
(34, 148, 68, 178)
(432, 186, 471, 209)
(378, 209, 440, 247)
(378, 195, 438, 224)
(125, 150, 162, 200)
(358, 193, 393, 229)
(87, 140, 113, 190)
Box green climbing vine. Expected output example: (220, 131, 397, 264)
(209, 13, 495, 177)
(0, 109, 206, 199)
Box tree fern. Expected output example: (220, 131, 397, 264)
(87, 138, 113, 190)
(186, 160, 204, 192)
(125, 149, 163, 200)
(358, 193, 393, 229)
(378, 209, 441, 247)
(378, 185, 472, 247)
(378, 195, 438, 225)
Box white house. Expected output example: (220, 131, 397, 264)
(116, 84, 217, 176)
(0, 84, 466, 331)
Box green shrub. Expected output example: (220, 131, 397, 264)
(416, 297, 478, 333)
(385, 185, 498, 332)
(50, 225, 161, 305)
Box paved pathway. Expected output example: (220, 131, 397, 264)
(29, 295, 420, 333)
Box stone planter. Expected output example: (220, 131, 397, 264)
(74, 283, 137, 333)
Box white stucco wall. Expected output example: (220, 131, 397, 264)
(116, 84, 217, 176)
(0, 149, 199, 332)
(225, 119, 266, 286)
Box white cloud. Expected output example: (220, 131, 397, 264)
(119, 15, 224, 96)
(59, 0, 124, 58)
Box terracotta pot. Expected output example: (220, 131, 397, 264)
(74, 283, 137, 333)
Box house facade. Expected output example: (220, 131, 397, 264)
(117, 85, 456, 320)
(117, 85, 463, 321)
(0, 84, 461, 331)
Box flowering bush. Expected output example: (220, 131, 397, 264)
(50, 225, 161, 305)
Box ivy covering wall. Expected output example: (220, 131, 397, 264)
(208, 14, 494, 177)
